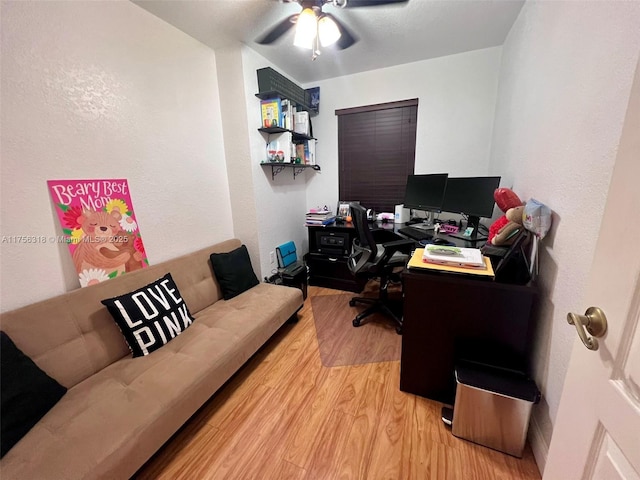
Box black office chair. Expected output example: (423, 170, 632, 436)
(347, 202, 415, 334)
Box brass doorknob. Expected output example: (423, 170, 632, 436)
(567, 307, 608, 351)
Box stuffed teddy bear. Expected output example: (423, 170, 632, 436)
(491, 205, 525, 246)
(488, 187, 523, 246)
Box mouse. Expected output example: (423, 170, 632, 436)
(432, 238, 452, 246)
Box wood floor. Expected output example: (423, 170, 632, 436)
(135, 286, 541, 480)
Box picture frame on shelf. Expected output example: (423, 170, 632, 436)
(337, 201, 357, 220)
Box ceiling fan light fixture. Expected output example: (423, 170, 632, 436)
(293, 8, 317, 49)
(318, 15, 341, 47)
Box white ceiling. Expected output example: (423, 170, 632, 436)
(133, 0, 525, 84)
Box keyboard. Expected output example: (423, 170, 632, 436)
(398, 226, 433, 241)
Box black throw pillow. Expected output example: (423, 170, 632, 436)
(101, 273, 196, 357)
(1, 331, 67, 458)
(210, 245, 259, 300)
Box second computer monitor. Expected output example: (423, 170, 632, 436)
(403, 173, 449, 213)
(441, 176, 501, 234)
(441, 176, 501, 218)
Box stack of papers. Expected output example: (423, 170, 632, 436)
(305, 210, 335, 226)
(408, 248, 494, 278)
(422, 246, 486, 269)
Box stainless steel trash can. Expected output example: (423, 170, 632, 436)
(451, 364, 540, 457)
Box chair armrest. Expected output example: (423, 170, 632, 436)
(381, 238, 415, 255)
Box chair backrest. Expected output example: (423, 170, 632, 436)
(348, 203, 377, 275)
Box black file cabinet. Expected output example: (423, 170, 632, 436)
(306, 224, 365, 292)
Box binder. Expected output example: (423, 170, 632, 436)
(276, 241, 297, 268)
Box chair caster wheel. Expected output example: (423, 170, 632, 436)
(349, 300, 356, 307)
(353, 319, 361, 327)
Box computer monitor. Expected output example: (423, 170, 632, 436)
(441, 176, 501, 239)
(402, 174, 449, 220)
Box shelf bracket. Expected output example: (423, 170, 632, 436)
(293, 166, 305, 179)
(270, 164, 286, 180)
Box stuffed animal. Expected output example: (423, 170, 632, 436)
(488, 187, 523, 245)
(491, 205, 525, 246)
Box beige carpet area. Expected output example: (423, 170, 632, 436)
(310, 293, 401, 367)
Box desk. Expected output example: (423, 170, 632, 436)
(306, 222, 365, 292)
(400, 267, 537, 404)
(306, 221, 484, 291)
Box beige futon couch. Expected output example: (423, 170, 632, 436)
(0, 239, 304, 479)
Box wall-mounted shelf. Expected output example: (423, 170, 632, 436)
(260, 162, 321, 180)
(258, 126, 315, 142)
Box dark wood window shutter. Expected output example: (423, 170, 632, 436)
(337, 99, 418, 213)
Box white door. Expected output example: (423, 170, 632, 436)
(544, 59, 640, 479)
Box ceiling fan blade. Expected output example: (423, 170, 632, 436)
(256, 14, 298, 45)
(342, 0, 409, 7)
(324, 13, 358, 49)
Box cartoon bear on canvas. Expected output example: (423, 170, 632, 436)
(72, 209, 131, 276)
(100, 232, 144, 272)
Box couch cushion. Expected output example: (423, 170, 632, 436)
(210, 245, 259, 300)
(0, 239, 241, 390)
(101, 273, 196, 357)
(1, 332, 67, 458)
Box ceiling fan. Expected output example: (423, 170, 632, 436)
(256, 0, 409, 59)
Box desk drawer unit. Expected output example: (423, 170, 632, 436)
(400, 269, 537, 404)
(306, 253, 365, 292)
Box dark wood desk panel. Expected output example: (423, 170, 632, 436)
(401, 268, 537, 404)
(306, 221, 414, 291)
(306, 223, 363, 292)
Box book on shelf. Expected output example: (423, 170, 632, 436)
(305, 209, 333, 223)
(281, 99, 288, 130)
(306, 213, 333, 220)
(287, 139, 316, 165)
(294, 111, 310, 135)
(290, 104, 297, 131)
(304, 140, 315, 165)
(281, 99, 295, 131)
(306, 209, 332, 216)
(261, 98, 282, 128)
(289, 140, 297, 164)
(295, 143, 305, 164)
(305, 216, 336, 226)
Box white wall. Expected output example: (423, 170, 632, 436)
(215, 45, 262, 277)
(305, 47, 502, 224)
(0, 1, 233, 312)
(489, 0, 640, 470)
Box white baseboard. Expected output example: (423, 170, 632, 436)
(529, 414, 548, 476)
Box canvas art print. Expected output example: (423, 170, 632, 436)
(48, 179, 149, 287)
